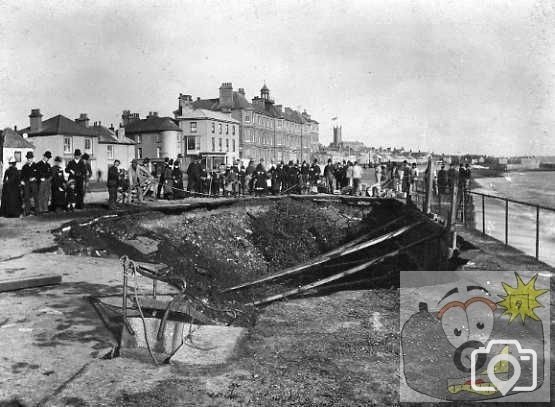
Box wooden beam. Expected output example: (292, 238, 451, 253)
(252, 232, 442, 306)
(220, 215, 408, 293)
(0, 274, 61, 292)
(135, 297, 220, 325)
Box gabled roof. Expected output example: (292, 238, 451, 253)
(124, 116, 181, 134)
(19, 114, 98, 137)
(193, 91, 253, 112)
(90, 124, 136, 145)
(2, 127, 35, 148)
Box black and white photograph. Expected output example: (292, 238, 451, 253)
(0, 0, 553, 405)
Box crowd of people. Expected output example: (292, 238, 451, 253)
(0, 149, 94, 218)
(1, 149, 472, 217)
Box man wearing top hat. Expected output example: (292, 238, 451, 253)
(21, 151, 38, 216)
(65, 149, 87, 209)
(35, 151, 52, 213)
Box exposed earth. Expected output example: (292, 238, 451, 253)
(0, 194, 553, 406)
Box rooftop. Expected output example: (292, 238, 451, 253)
(19, 114, 98, 137)
(124, 116, 181, 135)
(90, 124, 136, 145)
(176, 107, 240, 123)
(1, 127, 35, 149)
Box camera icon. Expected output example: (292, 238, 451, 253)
(471, 339, 538, 396)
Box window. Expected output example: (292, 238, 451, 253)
(136, 134, 142, 144)
(14, 151, 21, 162)
(211, 137, 215, 151)
(226, 124, 229, 135)
(211, 122, 215, 133)
(245, 113, 250, 122)
(107, 145, 114, 159)
(232, 126, 235, 135)
(136, 148, 143, 159)
(186, 136, 197, 150)
(226, 138, 229, 152)
(219, 138, 222, 152)
(63, 137, 72, 153)
(219, 124, 222, 134)
(84, 138, 92, 153)
(156, 147, 161, 158)
(156, 133, 161, 143)
(232, 139, 236, 152)
(190, 122, 197, 133)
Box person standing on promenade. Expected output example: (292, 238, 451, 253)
(50, 156, 67, 213)
(65, 149, 87, 209)
(107, 160, 120, 209)
(35, 151, 52, 214)
(0, 157, 23, 218)
(21, 151, 38, 216)
(324, 159, 335, 193)
(437, 164, 448, 194)
(352, 161, 363, 196)
(447, 163, 458, 193)
(186, 156, 202, 193)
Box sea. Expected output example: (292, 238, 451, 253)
(471, 171, 555, 266)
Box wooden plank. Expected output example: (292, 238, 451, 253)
(0, 274, 61, 292)
(252, 232, 442, 306)
(220, 216, 411, 293)
(135, 297, 220, 325)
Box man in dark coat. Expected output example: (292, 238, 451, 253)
(324, 159, 334, 193)
(437, 164, 448, 194)
(50, 156, 66, 212)
(1, 157, 22, 218)
(21, 151, 38, 215)
(107, 159, 120, 210)
(156, 158, 169, 198)
(186, 156, 202, 193)
(35, 151, 52, 214)
(65, 149, 87, 209)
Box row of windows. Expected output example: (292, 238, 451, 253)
(210, 137, 236, 153)
(209, 122, 236, 136)
(63, 137, 93, 155)
(247, 114, 318, 132)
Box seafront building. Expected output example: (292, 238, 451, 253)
(182, 83, 319, 164)
(18, 109, 136, 178)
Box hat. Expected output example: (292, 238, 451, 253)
(82, 153, 90, 160)
(26, 151, 34, 159)
(54, 156, 62, 163)
(8, 156, 16, 163)
(74, 149, 82, 157)
(131, 159, 138, 164)
(44, 151, 52, 159)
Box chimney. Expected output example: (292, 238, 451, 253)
(75, 113, 90, 127)
(13, 125, 17, 132)
(29, 109, 43, 132)
(238, 88, 245, 96)
(147, 111, 159, 119)
(275, 105, 283, 115)
(219, 82, 233, 113)
(178, 94, 193, 113)
(122, 110, 131, 126)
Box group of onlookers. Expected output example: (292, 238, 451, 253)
(1, 149, 92, 218)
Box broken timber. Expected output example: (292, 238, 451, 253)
(221, 216, 419, 293)
(252, 232, 442, 306)
(0, 274, 61, 292)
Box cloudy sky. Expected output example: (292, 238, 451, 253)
(1, 0, 553, 155)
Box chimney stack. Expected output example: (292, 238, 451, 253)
(75, 113, 90, 127)
(238, 88, 245, 96)
(219, 82, 233, 113)
(29, 109, 43, 132)
(147, 111, 159, 119)
(178, 94, 193, 114)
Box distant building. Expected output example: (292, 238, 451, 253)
(19, 109, 99, 169)
(174, 95, 240, 169)
(122, 111, 182, 160)
(89, 122, 136, 179)
(184, 82, 319, 163)
(1, 127, 35, 180)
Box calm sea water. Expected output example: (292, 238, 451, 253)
(472, 171, 555, 266)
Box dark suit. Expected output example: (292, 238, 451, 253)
(65, 159, 87, 209)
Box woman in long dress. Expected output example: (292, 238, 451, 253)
(1, 158, 23, 218)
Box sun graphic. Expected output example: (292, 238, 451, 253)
(497, 273, 548, 323)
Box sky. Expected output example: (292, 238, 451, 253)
(0, 0, 553, 156)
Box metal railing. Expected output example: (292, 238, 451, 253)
(409, 181, 555, 261)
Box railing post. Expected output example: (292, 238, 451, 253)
(481, 194, 485, 236)
(536, 205, 540, 259)
(504, 199, 508, 246)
